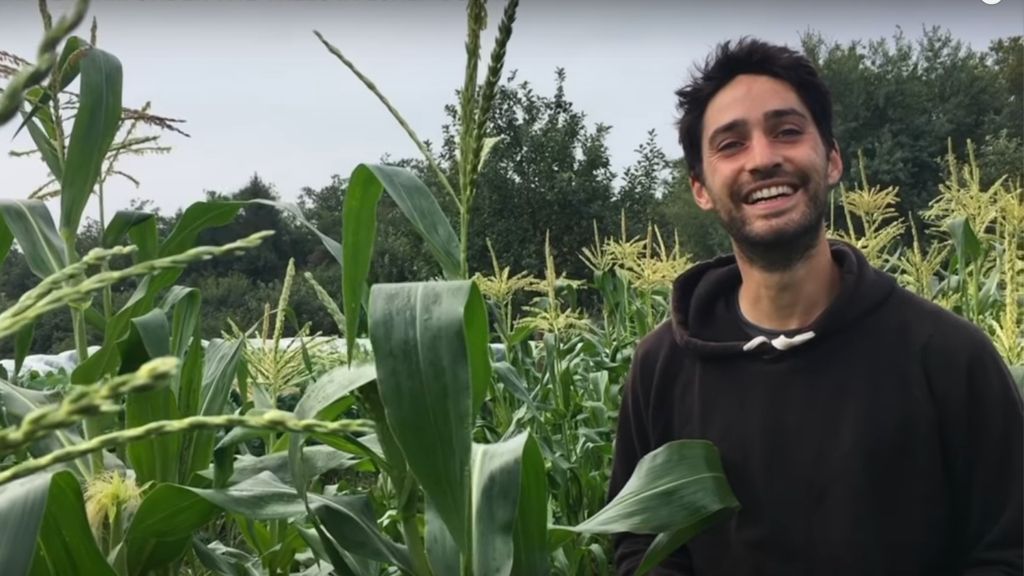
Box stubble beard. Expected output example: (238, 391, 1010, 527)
(716, 169, 829, 272)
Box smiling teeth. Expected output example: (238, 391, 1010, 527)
(749, 186, 795, 202)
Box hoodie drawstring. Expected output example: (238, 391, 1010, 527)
(742, 331, 817, 352)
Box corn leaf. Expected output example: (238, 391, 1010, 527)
(183, 338, 245, 482)
(553, 440, 739, 575)
(28, 470, 115, 576)
(471, 432, 549, 576)
(124, 484, 219, 576)
(0, 472, 50, 576)
(367, 281, 491, 554)
(0, 200, 67, 279)
(120, 309, 180, 485)
(512, 434, 549, 575)
(22, 113, 62, 181)
(103, 210, 158, 262)
(60, 46, 122, 238)
(0, 216, 12, 267)
(13, 323, 34, 386)
(343, 164, 461, 360)
(425, 497, 460, 576)
(289, 362, 377, 499)
(311, 492, 415, 573)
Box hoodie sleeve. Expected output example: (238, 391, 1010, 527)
(925, 324, 1023, 575)
(608, 342, 693, 576)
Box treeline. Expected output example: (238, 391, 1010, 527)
(1, 28, 1020, 356)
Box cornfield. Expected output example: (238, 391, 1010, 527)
(1, 1, 1020, 575)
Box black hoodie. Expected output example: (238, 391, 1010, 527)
(608, 241, 1023, 575)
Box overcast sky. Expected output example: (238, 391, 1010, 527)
(1, 0, 1022, 221)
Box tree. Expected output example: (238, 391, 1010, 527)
(801, 28, 1022, 217)
(450, 68, 619, 280)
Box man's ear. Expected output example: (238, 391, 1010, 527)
(827, 140, 843, 186)
(691, 174, 715, 211)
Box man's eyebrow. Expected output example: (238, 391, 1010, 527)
(765, 107, 809, 123)
(707, 119, 746, 145)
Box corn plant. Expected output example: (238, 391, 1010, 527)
(313, 1, 743, 573)
(830, 142, 1024, 385)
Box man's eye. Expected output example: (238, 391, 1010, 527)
(717, 140, 741, 151)
(777, 127, 802, 138)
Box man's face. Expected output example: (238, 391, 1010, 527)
(690, 74, 842, 270)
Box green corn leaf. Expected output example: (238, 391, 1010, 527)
(289, 362, 377, 499)
(0, 472, 51, 576)
(512, 434, 549, 575)
(183, 338, 245, 482)
(0, 380, 86, 474)
(0, 216, 12, 267)
(28, 470, 116, 576)
(343, 164, 462, 360)
(553, 440, 739, 575)
(103, 210, 158, 262)
(13, 37, 89, 140)
(0, 200, 67, 278)
(22, 113, 62, 181)
(471, 432, 549, 576)
(947, 216, 982, 272)
(13, 322, 35, 386)
(425, 497, 461, 576)
(367, 280, 491, 554)
(120, 309, 180, 485)
(311, 491, 415, 573)
(124, 484, 219, 576)
(60, 46, 122, 238)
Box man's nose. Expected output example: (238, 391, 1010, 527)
(746, 132, 782, 177)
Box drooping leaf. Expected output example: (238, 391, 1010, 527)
(289, 362, 376, 500)
(120, 309, 179, 485)
(22, 112, 62, 181)
(947, 216, 983, 272)
(425, 497, 461, 576)
(201, 446, 355, 486)
(191, 539, 261, 576)
(183, 338, 245, 481)
(249, 198, 341, 266)
(368, 281, 491, 552)
(102, 210, 158, 262)
(342, 163, 462, 359)
(0, 216, 12, 266)
(0, 472, 51, 576)
(186, 471, 313, 521)
(555, 439, 739, 574)
(124, 484, 219, 576)
(311, 491, 414, 573)
(13, 322, 35, 386)
(511, 434, 549, 575)
(29, 470, 116, 576)
(0, 200, 66, 278)
(61, 46, 123, 237)
(0, 380, 85, 472)
(471, 434, 525, 576)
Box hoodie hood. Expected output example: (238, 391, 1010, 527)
(670, 241, 897, 357)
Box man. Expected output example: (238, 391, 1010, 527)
(608, 37, 1023, 575)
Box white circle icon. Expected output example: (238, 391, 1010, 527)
(982, 0, 1001, 4)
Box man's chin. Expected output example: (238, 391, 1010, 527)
(730, 222, 825, 271)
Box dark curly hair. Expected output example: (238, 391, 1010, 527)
(676, 37, 836, 183)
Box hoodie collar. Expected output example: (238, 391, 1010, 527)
(670, 240, 897, 357)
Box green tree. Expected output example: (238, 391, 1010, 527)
(454, 68, 618, 279)
(802, 27, 1021, 217)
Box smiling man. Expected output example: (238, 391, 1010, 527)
(608, 38, 1023, 575)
